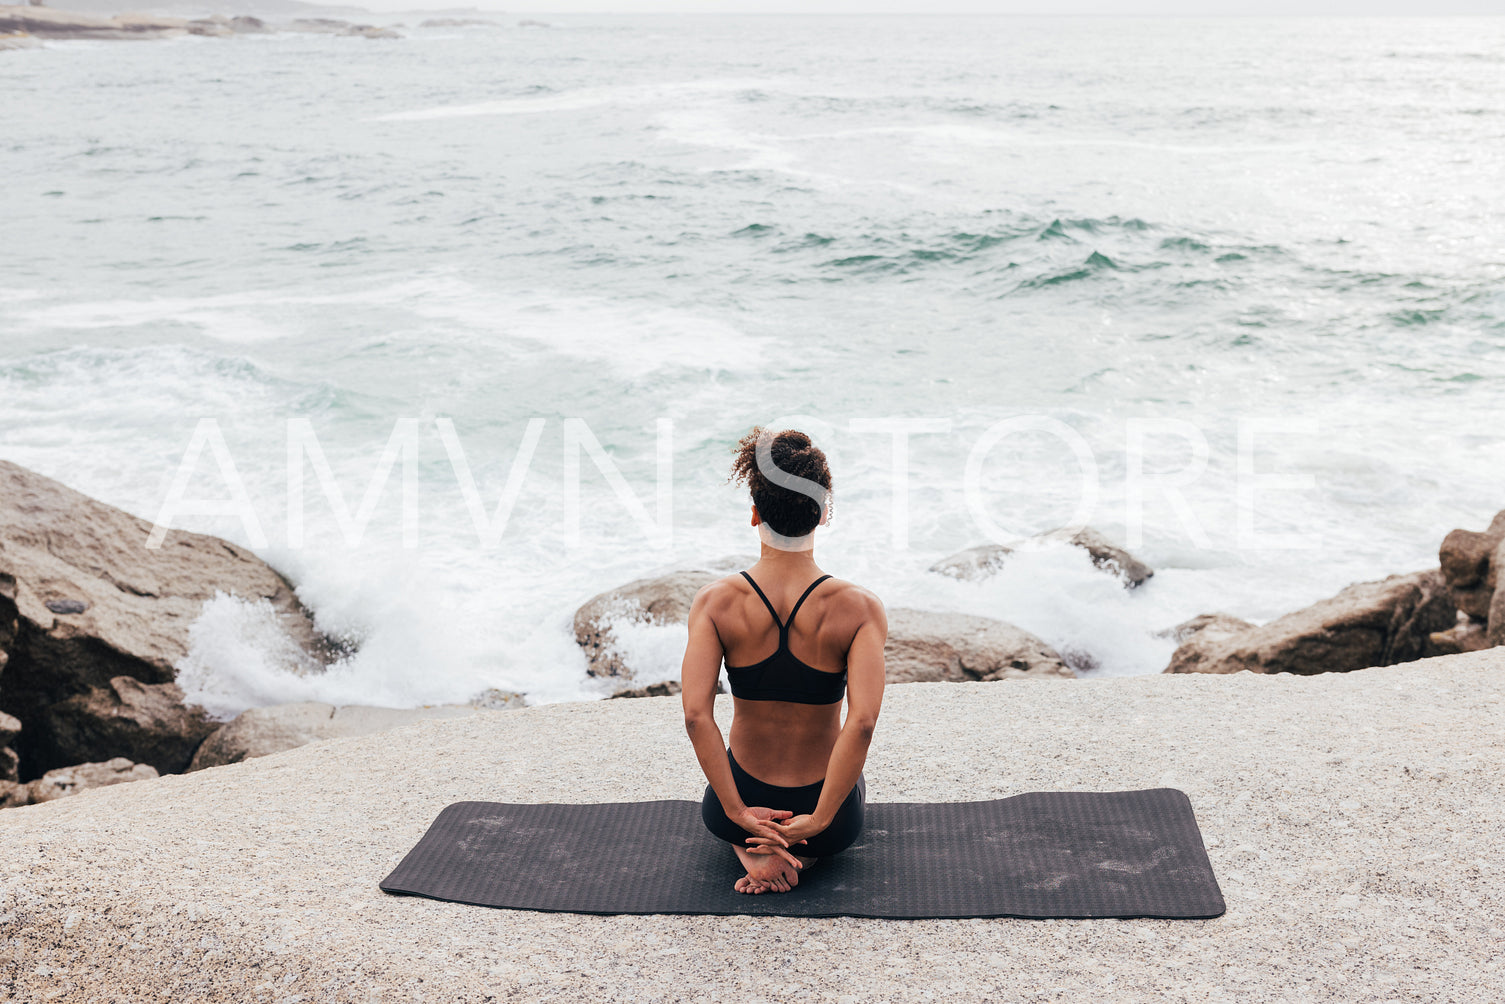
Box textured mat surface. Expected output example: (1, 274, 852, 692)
(380, 788, 1225, 919)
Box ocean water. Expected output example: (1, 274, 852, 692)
(3, 16, 1503, 715)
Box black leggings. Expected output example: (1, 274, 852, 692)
(701, 749, 866, 859)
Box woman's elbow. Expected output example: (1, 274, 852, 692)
(847, 714, 878, 739)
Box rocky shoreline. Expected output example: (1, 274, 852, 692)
(1, 456, 1502, 812)
(0, 4, 521, 44)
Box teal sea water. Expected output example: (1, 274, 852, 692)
(3, 16, 1503, 711)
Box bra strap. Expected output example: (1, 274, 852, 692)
(784, 574, 832, 634)
(739, 571, 784, 629)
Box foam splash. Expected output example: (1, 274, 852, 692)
(871, 540, 1189, 680)
(175, 593, 329, 719)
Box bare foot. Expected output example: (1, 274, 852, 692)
(732, 845, 801, 894)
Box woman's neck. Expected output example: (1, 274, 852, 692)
(755, 539, 820, 574)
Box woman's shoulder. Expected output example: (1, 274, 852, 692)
(815, 575, 882, 607)
(690, 572, 757, 611)
(811, 577, 887, 633)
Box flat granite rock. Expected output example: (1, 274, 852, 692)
(1, 653, 1501, 1001)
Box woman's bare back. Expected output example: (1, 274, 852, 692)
(702, 563, 875, 786)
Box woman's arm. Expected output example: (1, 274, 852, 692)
(681, 584, 796, 853)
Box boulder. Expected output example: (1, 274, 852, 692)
(1438, 509, 1505, 620)
(928, 543, 1014, 581)
(37, 676, 214, 776)
(185, 18, 232, 37)
(188, 702, 481, 771)
(573, 557, 751, 680)
(0, 780, 27, 808)
(0, 460, 332, 776)
(930, 526, 1153, 588)
(1160, 612, 1257, 646)
(1164, 569, 1456, 675)
(884, 608, 1071, 682)
(227, 15, 269, 33)
(24, 756, 157, 804)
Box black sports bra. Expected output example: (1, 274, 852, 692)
(724, 571, 845, 705)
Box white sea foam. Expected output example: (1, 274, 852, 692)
(374, 78, 791, 122)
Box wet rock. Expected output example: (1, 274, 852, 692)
(1490, 551, 1505, 647)
(0, 460, 332, 776)
(930, 526, 1153, 588)
(1, 710, 19, 783)
(25, 756, 157, 804)
(227, 15, 269, 33)
(188, 702, 481, 771)
(0, 779, 27, 808)
(573, 557, 751, 680)
(1429, 615, 1491, 657)
(1162, 612, 1259, 644)
(185, 17, 233, 37)
(37, 676, 215, 776)
(1164, 569, 1456, 675)
(610, 680, 683, 699)
(928, 544, 1014, 581)
(884, 608, 1071, 682)
(1438, 509, 1505, 620)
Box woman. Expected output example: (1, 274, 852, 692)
(681, 427, 887, 894)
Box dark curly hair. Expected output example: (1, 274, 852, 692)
(729, 427, 833, 537)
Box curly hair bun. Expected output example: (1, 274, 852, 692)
(729, 427, 833, 537)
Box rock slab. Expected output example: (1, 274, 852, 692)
(0, 654, 1502, 1001)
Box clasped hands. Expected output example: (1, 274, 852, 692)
(731, 806, 825, 869)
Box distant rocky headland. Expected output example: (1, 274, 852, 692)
(1, 456, 1501, 811)
(0, 3, 515, 45)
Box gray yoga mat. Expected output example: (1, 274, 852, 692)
(380, 788, 1225, 919)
